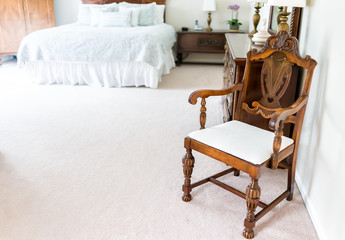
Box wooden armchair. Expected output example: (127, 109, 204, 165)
(181, 31, 317, 239)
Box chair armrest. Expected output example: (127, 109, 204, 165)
(188, 83, 243, 105)
(187, 83, 243, 130)
(269, 95, 309, 131)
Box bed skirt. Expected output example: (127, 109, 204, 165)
(20, 48, 175, 88)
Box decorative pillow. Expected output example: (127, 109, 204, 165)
(139, 3, 156, 26)
(99, 11, 131, 27)
(155, 5, 165, 24)
(119, 2, 156, 26)
(119, 6, 140, 27)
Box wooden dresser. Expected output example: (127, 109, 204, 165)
(222, 34, 251, 122)
(0, 0, 55, 64)
(223, 33, 300, 136)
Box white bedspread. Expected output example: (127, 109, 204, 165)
(17, 23, 176, 88)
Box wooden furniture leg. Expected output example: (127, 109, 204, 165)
(176, 53, 182, 66)
(234, 169, 240, 176)
(243, 178, 261, 239)
(287, 153, 297, 201)
(182, 148, 195, 202)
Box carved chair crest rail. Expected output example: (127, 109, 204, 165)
(181, 31, 317, 239)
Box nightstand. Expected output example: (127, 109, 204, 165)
(176, 30, 228, 65)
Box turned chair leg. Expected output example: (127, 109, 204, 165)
(182, 148, 195, 202)
(243, 178, 261, 239)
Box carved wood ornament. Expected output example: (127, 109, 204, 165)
(242, 31, 308, 120)
(259, 52, 292, 108)
(243, 179, 261, 239)
(182, 148, 195, 202)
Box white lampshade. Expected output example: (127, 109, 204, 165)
(247, 0, 268, 3)
(268, 0, 306, 7)
(203, 0, 216, 12)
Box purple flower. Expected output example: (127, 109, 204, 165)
(228, 4, 240, 10)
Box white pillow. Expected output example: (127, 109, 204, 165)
(78, 3, 118, 26)
(119, 2, 156, 26)
(92, 3, 118, 11)
(90, 4, 119, 27)
(78, 4, 93, 25)
(155, 5, 165, 25)
(99, 11, 131, 27)
(118, 2, 142, 8)
(131, 8, 140, 26)
(90, 8, 103, 26)
(119, 6, 140, 27)
(138, 3, 156, 26)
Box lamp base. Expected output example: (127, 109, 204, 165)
(248, 29, 257, 38)
(249, 3, 262, 39)
(206, 12, 212, 32)
(277, 7, 291, 33)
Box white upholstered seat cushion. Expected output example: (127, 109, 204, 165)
(188, 120, 294, 165)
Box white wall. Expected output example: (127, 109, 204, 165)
(257, 2, 345, 239)
(53, 0, 80, 26)
(166, 0, 251, 32)
(294, 0, 345, 239)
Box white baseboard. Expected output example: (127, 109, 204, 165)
(295, 172, 327, 240)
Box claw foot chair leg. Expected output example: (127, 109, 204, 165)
(182, 148, 195, 202)
(243, 178, 260, 239)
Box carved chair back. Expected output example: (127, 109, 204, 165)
(234, 31, 317, 145)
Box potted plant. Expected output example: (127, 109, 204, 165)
(227, 4, 242, 31)
(227, 19, 242, 31)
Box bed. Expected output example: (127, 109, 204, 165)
(17, 0, 176, 88)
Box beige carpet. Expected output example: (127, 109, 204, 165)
(0, 61, 318, 240)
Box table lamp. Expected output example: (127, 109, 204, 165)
(248, 0, 268, 38)
(203, 0, 216, 32)
(268, 0, 306, 32)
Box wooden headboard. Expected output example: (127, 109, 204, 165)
(81, 0, 166, 5)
